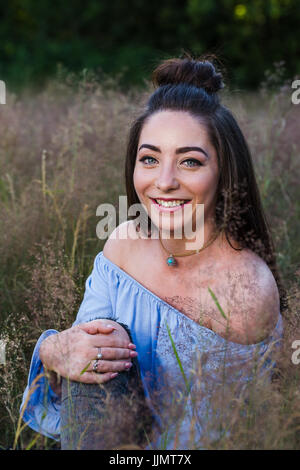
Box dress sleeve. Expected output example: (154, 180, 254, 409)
(72, 252, 115, 326)
(20, 329, 61, 441)
(21, 251, 115, 440)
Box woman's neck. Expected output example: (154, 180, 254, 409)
(158, 221, 220, 258)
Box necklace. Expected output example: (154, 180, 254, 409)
(158, 228, 221, 267)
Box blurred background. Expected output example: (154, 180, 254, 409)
(0, 0, 299, 91)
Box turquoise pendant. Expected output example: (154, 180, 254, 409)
(167, 254, 177, 267)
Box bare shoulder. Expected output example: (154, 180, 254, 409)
(216, 248, 280, 344)
(103, 220, 138, 268)
(227, 248, 279, 292)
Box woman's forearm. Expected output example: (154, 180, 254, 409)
(39, 333, 57, 370)
(39, 333, 62, 396)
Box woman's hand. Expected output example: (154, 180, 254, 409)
(39, 319, 137, 385)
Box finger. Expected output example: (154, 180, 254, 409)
(93, 347, 138, 361)
(78, 321, 117, 335)
(78, 371, 119, 384)
(90, 359, 133, 374)
(91, 335, 134, 350)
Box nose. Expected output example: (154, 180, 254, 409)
(155, 163, 179, 192)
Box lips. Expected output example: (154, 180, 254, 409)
(150, 197, 191, 203)
(149, 197, 192, 212)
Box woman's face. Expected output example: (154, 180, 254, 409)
(133, 110, 219, 237)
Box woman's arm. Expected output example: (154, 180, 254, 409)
(21, 320, 137, 440)
(39, 319, 137, 384)
(20, 329, 61, 440)
(21, 247, 138, 439)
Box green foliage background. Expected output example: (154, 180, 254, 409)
(0, 0, 299, 91)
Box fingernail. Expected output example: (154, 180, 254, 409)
(110, 372, 118, 378)
(125, 363, 132, 369)
(130, 351, 138, 357)
(106, 324, 117, 329)
(128, 343, 136, 349)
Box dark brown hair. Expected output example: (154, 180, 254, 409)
(125, 52, 287, 312)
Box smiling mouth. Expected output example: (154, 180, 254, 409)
(150, 197, 192, 208)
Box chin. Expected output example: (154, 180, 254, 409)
(156, 221, 186, 239)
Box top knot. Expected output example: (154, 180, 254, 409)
(152, 53, 224, 95)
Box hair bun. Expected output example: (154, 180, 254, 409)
(152, 54, 224, 94)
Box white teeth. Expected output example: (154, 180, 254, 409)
(155, 199, 186, 207)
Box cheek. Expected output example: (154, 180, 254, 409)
(192, 168, 219, 201)
(133, 167, 151, 194)
(133, 170, 147, 203)
(133, 167, 142, 195)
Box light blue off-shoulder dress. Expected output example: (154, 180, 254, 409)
(20, 251, 284, 449)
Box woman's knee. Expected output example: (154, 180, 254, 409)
(60, 373, 152, 450)
(59, 319, 153, 449)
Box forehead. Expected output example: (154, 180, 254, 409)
(138, 110, 210, 147)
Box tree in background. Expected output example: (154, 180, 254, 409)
(0, 0, 299, 90)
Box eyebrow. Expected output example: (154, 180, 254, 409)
(138, 144, 209, 159)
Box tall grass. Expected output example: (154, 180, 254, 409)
(0, 67, 299, 449)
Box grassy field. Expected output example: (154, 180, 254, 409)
(0, 70, 299, 449)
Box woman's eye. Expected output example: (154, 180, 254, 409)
(139, 156, 157, 165)
(138, 156, 202, 167)
(182, 159, 203, 167)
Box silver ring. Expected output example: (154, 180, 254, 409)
(97, 347, 103, 360)
(93, 359, 100, 373)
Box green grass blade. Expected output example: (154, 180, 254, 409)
(26, 433, 40, 450)
(208, 287, 227, 320)
(80, 361, 91, 376)
(165, 320, 190, 393)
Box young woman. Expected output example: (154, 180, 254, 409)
(20, 54, 285, 450)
